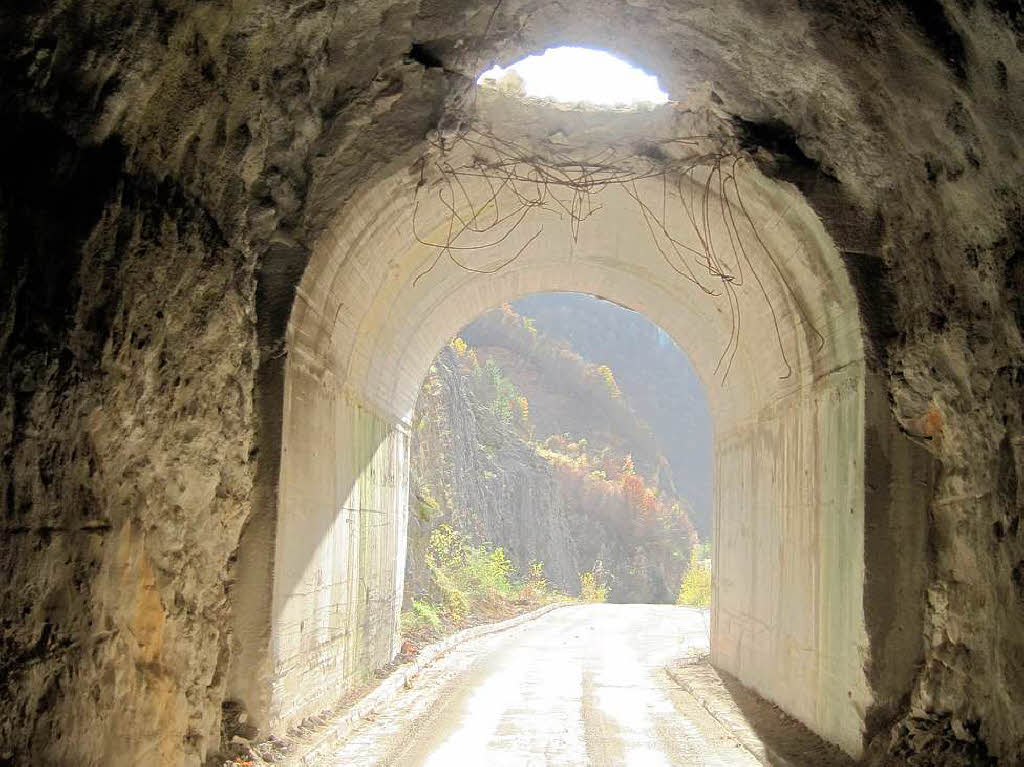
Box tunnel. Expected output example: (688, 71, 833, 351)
(229, 87, 927, 760)
(1, 1, 1022, 765)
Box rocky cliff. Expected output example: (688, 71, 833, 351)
(496, 293, 713, 535)
(406, 311, 700, 604)
(407, 345, 580, 597)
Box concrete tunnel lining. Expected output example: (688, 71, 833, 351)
(227, 93, 932, 761)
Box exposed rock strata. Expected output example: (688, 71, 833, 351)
(406, 345, 581, 595)
(463, 293, 712, 533)
(406, 336, 698, 605)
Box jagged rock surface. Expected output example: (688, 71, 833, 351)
(406, 346, 581, 596)
(406, 337, 696, 605)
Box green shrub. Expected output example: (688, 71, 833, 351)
(596, 364, 621, 398)
(425, 525, 517, 623)
(414, 485, 441, 522)
(579, 562, 610, 603)
(676, 546, 712, 608)
(442, 586, 470, 623)
(528, 560, 547, 588)
(466, 545, 515, 600)
(408, 525, 571, 638)
(402, 599, 442, 634)
(520, 560, 553, 602)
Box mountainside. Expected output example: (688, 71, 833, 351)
(406, 294, 708, 605)
(407, 344, 580, 598)
(498, 292, 712, 535)
(460, 304, 669, 489)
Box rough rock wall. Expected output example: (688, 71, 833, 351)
(407, 342, 695, 605)
(1, 0, 1023, 764)
(0, 2, 451, 763)
(408, 346, 581, 594)
(0, 116, 258, 761)
(769, 7, 1024, 761)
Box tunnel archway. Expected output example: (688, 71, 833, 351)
(231, 83, 933, 760)
(408, 289, 714, 607)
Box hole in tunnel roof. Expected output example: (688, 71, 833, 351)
(477, 47, 669, 107)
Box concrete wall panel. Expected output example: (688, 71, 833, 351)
(271, 361, 408, 726)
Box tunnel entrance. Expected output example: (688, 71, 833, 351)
(403, 291, 713, 622)
(7, 0, 1023, 759)
(228, 57, 932, 761)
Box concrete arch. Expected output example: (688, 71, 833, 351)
(230, 93, 936, 761)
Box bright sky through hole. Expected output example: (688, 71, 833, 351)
(478, 47, 669, 106)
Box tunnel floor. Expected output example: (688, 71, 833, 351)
(300, 604, 850, 765)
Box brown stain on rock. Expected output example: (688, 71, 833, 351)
(130, 553, 166, 667)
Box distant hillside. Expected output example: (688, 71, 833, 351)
(461, 304, 666, 485)
(467, 293, 712, 534)
(406, 294, 709, 605)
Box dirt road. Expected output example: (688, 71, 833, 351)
(322, 604, 760, 766)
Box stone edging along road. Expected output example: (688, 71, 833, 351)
(268, 601, 573, 766)
(664, 664, 797, 767)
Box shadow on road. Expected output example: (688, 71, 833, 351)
(668, 658, 856, 767)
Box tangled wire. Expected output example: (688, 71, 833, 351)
(411, 121, 825, 383)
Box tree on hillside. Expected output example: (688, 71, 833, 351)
(676, 544, 712, 608)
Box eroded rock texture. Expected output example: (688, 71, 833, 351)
(1, 0, 1022, 764)
(407, 345, 582, 595)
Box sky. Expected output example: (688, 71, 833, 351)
(478, 47, 669, 106)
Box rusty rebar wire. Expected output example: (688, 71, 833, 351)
(410, 121, 825, 383)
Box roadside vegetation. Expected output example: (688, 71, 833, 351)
(676, 543, 712, 608)
(579, 562, 611, 603)
(401, 525, 566, 644)
(401, 524, 614, 646)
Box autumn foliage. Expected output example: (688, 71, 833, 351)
(427, 314, 702, 603)
(536, 433, 699, 601)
